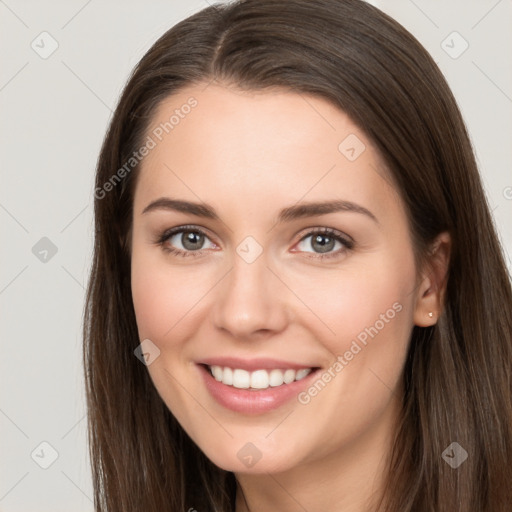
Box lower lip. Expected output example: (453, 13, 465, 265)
(198, 364, 319, 415)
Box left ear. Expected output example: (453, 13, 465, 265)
(413, 231, 452, 327)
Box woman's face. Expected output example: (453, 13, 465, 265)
(130, 83, 424, 474)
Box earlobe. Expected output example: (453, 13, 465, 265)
(413, 231, 451, 327)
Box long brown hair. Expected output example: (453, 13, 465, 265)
(83, 0, 512, 510)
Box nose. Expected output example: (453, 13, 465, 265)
(212, 250, 289, 341)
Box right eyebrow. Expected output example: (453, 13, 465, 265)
(142, 198, 220, 220)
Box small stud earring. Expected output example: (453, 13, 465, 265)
(428, 312, 434, 318)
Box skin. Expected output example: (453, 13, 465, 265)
(130, 82, 450, 511)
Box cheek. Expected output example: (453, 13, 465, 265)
(295, 250, 416, 393)
(286, 259, 415, 457)
(130, 250, 207, 426)
(131, 265, 176, 341)
(130, 244, 209, 343)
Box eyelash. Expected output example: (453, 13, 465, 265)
(154, 224, 354, 260)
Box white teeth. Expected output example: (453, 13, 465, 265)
(208, 365, 313, 390)
(295, 368, 312, 380)
(250, 370, 269, 389)
(283, 369, 296, 384)
(223, 366, 233, 385)
(269, 369, 284, 387)
(232, 369, 250, 389)
(212, 365, 223, 381)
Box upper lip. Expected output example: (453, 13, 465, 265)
(197, 357, 319, 372)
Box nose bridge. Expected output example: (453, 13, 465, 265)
(213, 241, 287, 338)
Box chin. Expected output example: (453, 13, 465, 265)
(196, 435, 304, 474)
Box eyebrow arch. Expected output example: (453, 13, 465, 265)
(142, 197, 378, 224)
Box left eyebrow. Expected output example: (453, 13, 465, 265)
(277, 199, 378, 224)
(141, 197, 378, 224)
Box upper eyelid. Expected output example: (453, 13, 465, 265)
(161, 224, 217, 244)
(160, 224, 352, 248)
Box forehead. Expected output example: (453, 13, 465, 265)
(133, 83, 402, 224)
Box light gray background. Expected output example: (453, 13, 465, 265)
(1, 1, 511, 510)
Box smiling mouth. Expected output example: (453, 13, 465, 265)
(205, 364, 317, 390)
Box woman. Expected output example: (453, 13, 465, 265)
(83, 0, 512, 510)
